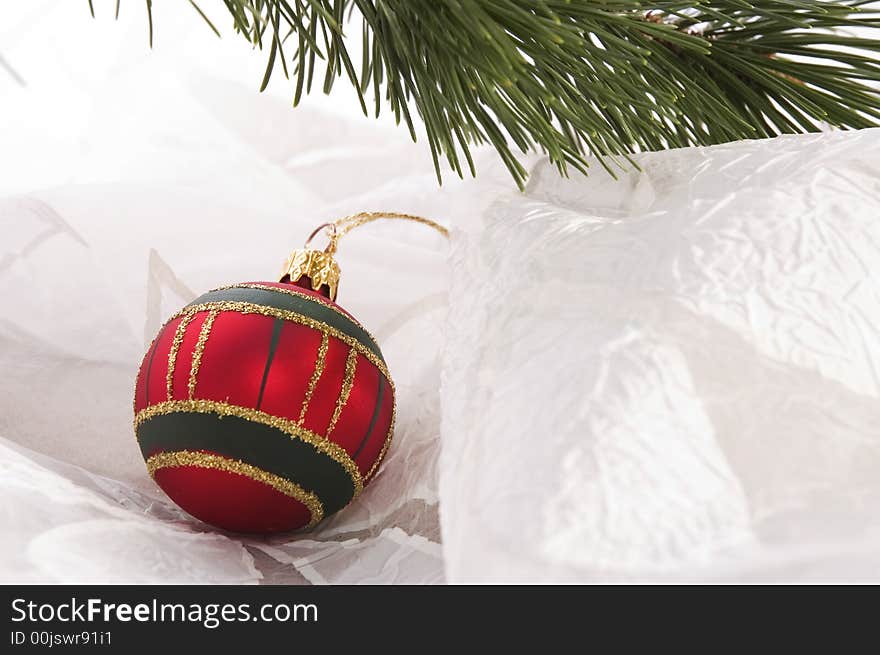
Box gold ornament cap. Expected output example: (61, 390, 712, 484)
(279, 223, 341, 300)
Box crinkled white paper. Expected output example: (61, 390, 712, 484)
(441, 129, 880, 583)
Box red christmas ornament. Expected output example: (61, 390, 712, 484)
(133, 232, 395, 533)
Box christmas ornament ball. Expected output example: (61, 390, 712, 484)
(133, 280, 395, 533)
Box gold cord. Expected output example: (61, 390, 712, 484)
(310, 212, 449, 255)
(285, 212, 448, 301)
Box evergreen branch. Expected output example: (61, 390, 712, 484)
(179, 2, 880, 186)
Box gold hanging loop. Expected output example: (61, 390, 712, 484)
(280, 211, 448, 302)
(303, 222, 339, 255)
(332, 211, 449, 242)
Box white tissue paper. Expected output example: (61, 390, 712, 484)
(441, 129, 880, 583)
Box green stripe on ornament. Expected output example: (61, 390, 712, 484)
(137, 410, 356, 515)
(188, 286, 384, 363)
(354, 374, 385, 460)
(255, 317, 284, 410)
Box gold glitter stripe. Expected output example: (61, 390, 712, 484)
(326, 347, 357, 437)
(135, 399, 363, 497)
(187, 310, 218, 400)
(215, 283, 366, 329)
(147, 450, 324, 528)
(365, 398, 396, 482)
(298, 331, 329, 426)
(166, 311, 196, 400)
(170, 300, 392, 387)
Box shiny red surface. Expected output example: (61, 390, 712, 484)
(154, 459, 313, 533)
